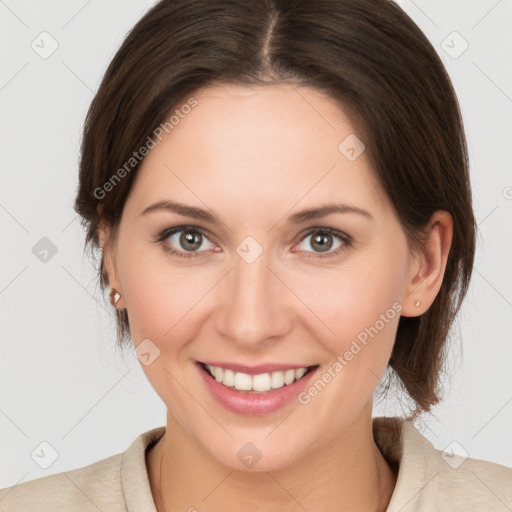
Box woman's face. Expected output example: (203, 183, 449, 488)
(102, 83, 421, 470)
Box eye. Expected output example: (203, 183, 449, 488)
(294, 227, 352, 259)
(155, 225, 352, 260)
(157, 226, 217, 259)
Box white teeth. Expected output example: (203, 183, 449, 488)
(223, 369, 235, 387)
(252, 373, 271, 392)
(234, 372, 252, 391)
(214, 366, 223, 383)
(204, 364, 310, 392)
(284, 369, 296, 385)
(270, 371, 285, 389)
(295, 367, 307, 380)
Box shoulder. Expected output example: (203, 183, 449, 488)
(0, 451, 125, 512)
(430, 448, 512, 511)
(0, 425, 165, 512)
(374, 416, 512, 511)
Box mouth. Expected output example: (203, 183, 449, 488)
(197, 361, 319, 394)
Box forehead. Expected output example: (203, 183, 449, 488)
(126, 83, 385, 221)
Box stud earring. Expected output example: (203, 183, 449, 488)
(415, 300, 421, 307)
(110, 288, 121, 307)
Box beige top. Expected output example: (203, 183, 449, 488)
(0, 416, 511, 511)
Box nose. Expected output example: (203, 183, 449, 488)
(213, 248, 293, 349)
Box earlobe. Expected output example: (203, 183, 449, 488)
(401, 210, 453, 317)
(97, 221, 113, 278)
(97, 221, 123, 304)
(97, 217, 109, 249)
(109, 289, 122, 308)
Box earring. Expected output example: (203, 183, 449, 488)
(415, 300, 421, 307)
(110, 288, 121, 307)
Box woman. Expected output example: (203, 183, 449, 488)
(1, 0, 510, 510)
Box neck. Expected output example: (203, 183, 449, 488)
(147, 405, 397, 512)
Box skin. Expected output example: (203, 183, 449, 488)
(99, 83, 453, 512)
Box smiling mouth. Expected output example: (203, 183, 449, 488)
(198, 362, 319, 393)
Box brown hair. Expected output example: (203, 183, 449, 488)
(74, 0, 476, 418)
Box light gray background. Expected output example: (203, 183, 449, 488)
(1, 0, 511, 488)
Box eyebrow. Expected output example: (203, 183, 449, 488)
(140, 200, 373, 225)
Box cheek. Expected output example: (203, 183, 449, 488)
(118, 251, 213, 414)
(117, 249, 197, 347)
(298, 248, 406, 365)
(117, 249, 228, 387)
(291, 261, 404, 425)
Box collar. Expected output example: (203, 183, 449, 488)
(120, 417, 429, 511)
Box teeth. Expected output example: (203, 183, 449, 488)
(223, 369, 235, 387)
(252, 373, 271, 392)
(270, 371, 284, 389)
(234, 372, 252, 391)
(204, 364, 310, 392)
(295, 367, 307, 380)
(284, 369, 295, 385)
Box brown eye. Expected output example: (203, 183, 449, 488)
(310, 231, 334, 252)
(295, 227, 351, 259)
(158, 226, 216, 258)
(178, 229, 204, 251)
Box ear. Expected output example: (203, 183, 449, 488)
(401, 210, 453, 317)
(97, 219, 124, 306)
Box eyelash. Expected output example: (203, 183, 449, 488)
(155, 225, 352, 260)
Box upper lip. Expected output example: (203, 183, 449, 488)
(198, 360, 315, 375)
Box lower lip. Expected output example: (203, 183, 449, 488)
(196, 362, 318, 416)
